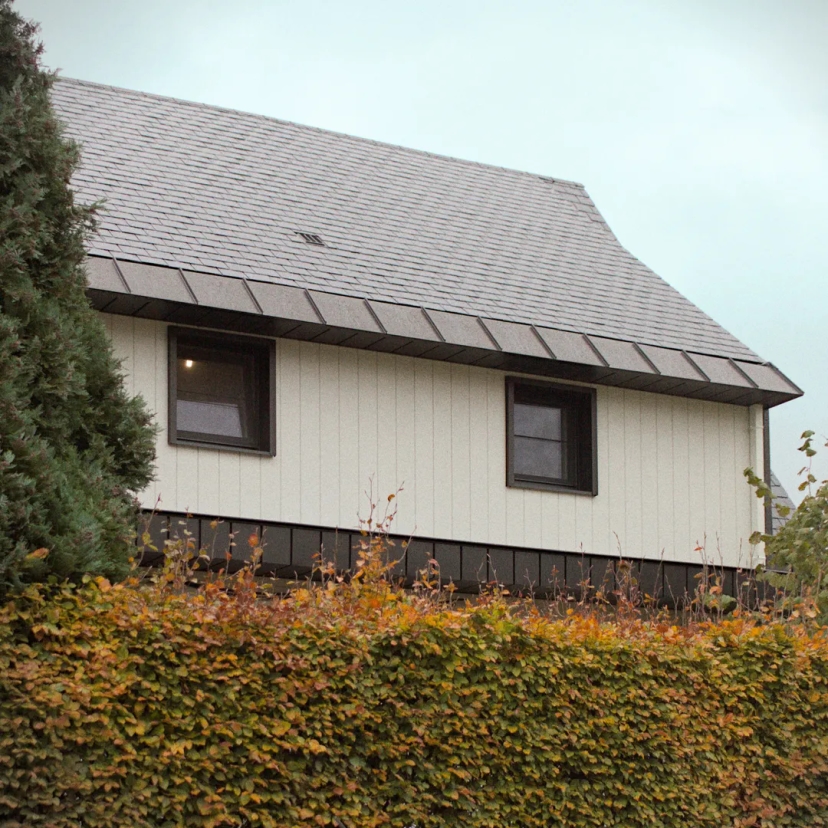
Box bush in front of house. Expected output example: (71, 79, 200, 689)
(0, 1, 155, 594)
(747, 431, 828, 623)
(1, 533, 827, 828)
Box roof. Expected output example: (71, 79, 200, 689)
(770, 472, 797, 534)
(51, 78, 802, 406)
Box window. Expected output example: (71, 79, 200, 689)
(506, 377, 596, 494)
(168, 328, 275, 454)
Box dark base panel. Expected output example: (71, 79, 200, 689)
(138, 510, 771, 608)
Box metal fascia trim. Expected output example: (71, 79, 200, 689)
(633, 342, 661, 374)
(420, 308, 446, 342)
(303, 289, 326, 324)
(477, 318, 502, 351)
(531, 325, 556, 359)
(767, 362, 804, 396)
(682, 352, 710, 382)
(582, 334, 609, 367)
(110, 256, 132, 293)
(728, 358, 759, 389)
(241, 279, 264, 315)
(177, 269, 200, 304)
(363, 299, 387, 334)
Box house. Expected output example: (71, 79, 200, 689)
(51, 78, 802, 601)
(769, 472, 797, 536)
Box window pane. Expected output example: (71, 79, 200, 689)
(176, 349, 255, 442)
(514, 436, 564, 480)
(514, 403, 562, 440)
(177, 399, 243, 438)
(178, 355, 247, 399)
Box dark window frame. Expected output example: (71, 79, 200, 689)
(506, 376, 597, 496)
(168, 326, 276, 456)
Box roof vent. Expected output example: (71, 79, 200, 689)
(297, 232, 324, 246)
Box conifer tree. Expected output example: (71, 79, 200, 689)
(0, 0, 155, 592)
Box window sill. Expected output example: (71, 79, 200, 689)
(508, 478, 596, 496)
(169, 437, 276, 457)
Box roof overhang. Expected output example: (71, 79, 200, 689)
(86, 255, 802, 408)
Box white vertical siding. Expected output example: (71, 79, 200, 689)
(106, 314, 762, 568)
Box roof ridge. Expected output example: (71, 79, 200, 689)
(55, 76, 587, 191)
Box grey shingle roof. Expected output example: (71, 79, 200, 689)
(53, 78, 764, 362)
(770, 472, 796, 534)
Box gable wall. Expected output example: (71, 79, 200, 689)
(104, 313, 765, 568)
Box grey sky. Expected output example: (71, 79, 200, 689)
(17, 0, 828, 502)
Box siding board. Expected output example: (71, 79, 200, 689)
(218, 451, 241, 519)
(523, 489, 543, 551)
(132, 319, 156, 416)
(590, 387, 611, 555)
(318, 345, 341, 530)
(486, 372, 508, 546)
(175, 447, 199, 516)
(540, 490, 560, 554)
(258, 346, 280, 522)
(671, 398, 691, 562)
(299, 342, 322, 524)
(622, 391, 643, 557)
(394, 356, 417, 536)
(414, 360, 435, 536)
(376, 353, 399, 523)
(734, 407, 756, 567)
(152, 321, 176, 511)
(468, 367, 490, 543)
(719, 404, 739, 567)
(686, 399, 707, 560)
(278, 339, 302, 523)
(196, 448, 220, 518)
(656, 395, 674, 561)
(639, 394, 660, 560)
(606, 387, 627, 557)
(337, 349, 360, 528)
(702, 402, 723, 565)
(109, 315, 135, 397)
(450, 365, 472, 541)
(432, 362, 453, 537)
(238, 454, 262, 524)
(357, 350, 379, 525)
(748, 404, 766, 563)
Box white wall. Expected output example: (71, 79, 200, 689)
(104, 313, 766, 568)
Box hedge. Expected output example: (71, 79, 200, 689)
(2, 548, 828, 827)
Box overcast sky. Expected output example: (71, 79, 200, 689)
(17, 0, 828, 503)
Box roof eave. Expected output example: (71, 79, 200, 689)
(86, 255, 803, 408)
